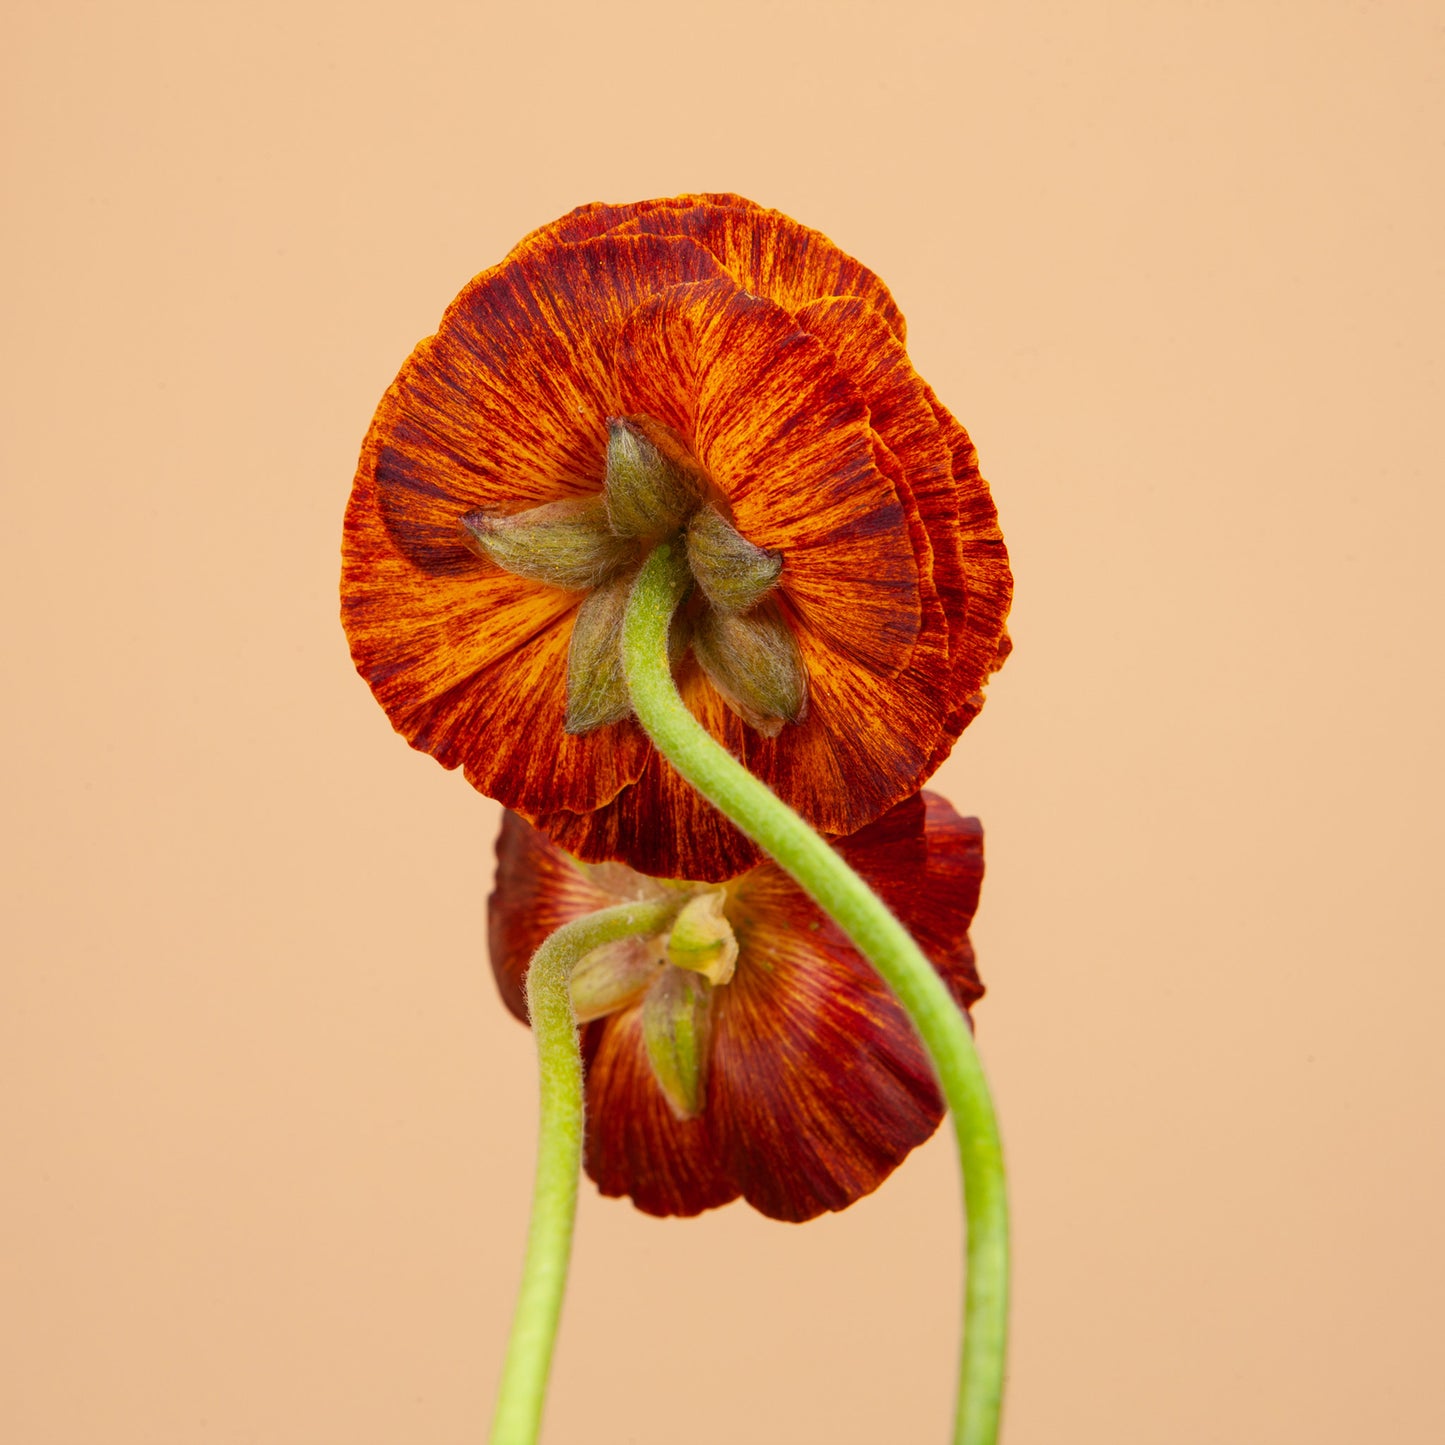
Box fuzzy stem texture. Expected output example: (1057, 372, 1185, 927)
(489, 898, 680, 1445)
(621, 543, 1010, 1445)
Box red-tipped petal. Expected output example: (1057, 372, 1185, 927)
(488, 813, 739, 1215)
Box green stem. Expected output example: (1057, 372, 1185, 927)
(489, 897, 680, 1445)
(621, 544, 1010, 1445)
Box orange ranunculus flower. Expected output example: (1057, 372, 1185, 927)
(488, 791, 985, 1221)
(343, 195, 1012, 881)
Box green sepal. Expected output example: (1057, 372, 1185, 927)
(564, 573, 634, 734)
(569, 936, 665, 1023)
(685, 504, 783, 612)
(460, 495, 638, 589)
(692, 601, 809, 737)
(604, 416, 703, 538)
(641, 967, 713, 1120)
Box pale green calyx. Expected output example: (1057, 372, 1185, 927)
(641, 967, 713, 1120)
(664, 890, 738, 986)
(685, 504, 783, 612)
(569, 936, 665, 1022)
(459, 495, 638, 589)
(692, 601, 809, 738)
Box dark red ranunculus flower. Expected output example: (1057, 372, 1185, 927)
(489, 790, 986, 1222)
(343, 195, 1012, 882)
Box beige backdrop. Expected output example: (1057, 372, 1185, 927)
(5, 2, 1442, 1442)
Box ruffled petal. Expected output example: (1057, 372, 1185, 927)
(837, 791, 985, 1011)
(709, 866, 944, 1222)
(582, 1008, 740, 1217)
(344, 518, 654, 816)
(344, 463, 577, 720)
(704, 793, 983, 1221)
(344, 232, 729, 818)
(346, 459, 649, 815)
(738, 613, 949, 832)
(614, 276, 921, 673)
(611, 201, 908, 342)
(796, 296, 968, 662)
(924, 394, 1015, 760)
(512, 193, 764, 251)
(364, 233, 727, 570)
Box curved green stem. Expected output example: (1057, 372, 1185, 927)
(621, 544, 1010, 1445)
(489, 897, 680, 1445)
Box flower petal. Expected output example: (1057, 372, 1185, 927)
(614, 276, 922, 673)
(924, 394, 1015, 760)
(365, 233, 726, 571)
(693, 791, 988, 1219)
(611, 201, 908, 342)
(511, 193, 765, 252)
(582, 1007, 739, 1217)
(837, 791, 986, 1011)
(699, 793, 985, 1221)
(796, 296, 969, 662)
(346, 464, 650, 815)
(794, 298, 1013, 760)
(537, 613, 960, 884)
(344, 233, 729, 819)
(534, 665, 765, 881)
(709, 880, 943, 1222)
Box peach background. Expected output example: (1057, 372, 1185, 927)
(4, 2, 1442, 1442)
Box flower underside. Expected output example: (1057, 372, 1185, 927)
(343, 200, 1015, 881)
(489, 795, 986, 1221)
(459, 416, 808, 739)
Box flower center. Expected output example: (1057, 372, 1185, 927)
(458, 416, 809, 738)
(568, 886, 739, 1120)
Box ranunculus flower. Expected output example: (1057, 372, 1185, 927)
(488, 791, 985, 1221)
(343, 194, 1012, 881)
